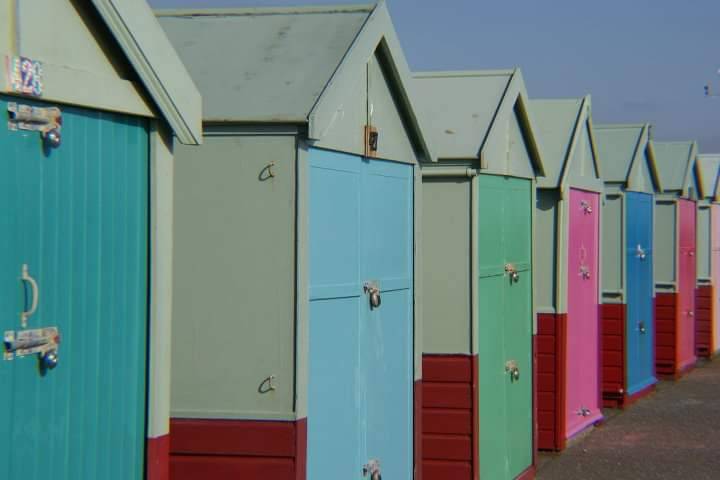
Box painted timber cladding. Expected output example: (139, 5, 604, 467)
(594, 125, 659, 407)
(171, 135, 296, 419)
(416, 69, 541, 480)
(0, 96, 149, 479)
(160, 5, 430, 478)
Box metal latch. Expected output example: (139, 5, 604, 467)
(636, 245, 646, 260)
(639, 321, 646, 334)
(580, 265, 591, 279)
(505, 264, 520, 282)
(363, 282, 381, 309)
(505, 359, 520, 382)
(577, 407, 592, 417)
(4, 326, 60, 371)
(363, 459, 381, 480)
(580, 200, 593, 214)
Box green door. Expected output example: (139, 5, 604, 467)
(478, 175, 533, 479)
(0, 96, 149, 479)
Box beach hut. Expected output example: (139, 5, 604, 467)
(594, 124, 660, 408)
(415, 69, 544, 480)
(694, 155, 720, 357)
(0, 1, 201, 479)
(653, 141, 699, 379)
(531, 97, 604, 451)
(157, 4, 432, 479)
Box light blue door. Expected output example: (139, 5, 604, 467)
(307, 148, 414, 479)
(626, 192, 656, 394)
(0, 96, 149, 479)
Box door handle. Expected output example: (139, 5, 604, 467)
(20, 264, 39, 328)
(363, 282, 381, 309)
(505, 360, 520, 382)
(505, 264, 520, 283)
(636, 245, 646, 260)
(639, 321, 646, 334)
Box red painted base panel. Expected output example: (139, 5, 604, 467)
(146, 434, 170, 480)
(655, 292, 696, 379)
(421, 354, 477, 480)
(535, 313, 567, 451)
(696, 286, 713, 358)
(601, 303, 626, 408)
(169, 418, 303, 480)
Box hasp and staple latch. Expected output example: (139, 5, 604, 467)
(8, 102, 62, 148)
(504, 264, 520, 283)
(363, 281, 382, 309)
(363, 459, 382, 480)
(364, 125, 379, 157)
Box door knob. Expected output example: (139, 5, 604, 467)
(363, 282, 381, 309)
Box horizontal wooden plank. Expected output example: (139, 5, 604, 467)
(601, 303, 625, 320)
(536, 337, 556, 355)
(170, 455, 295, 480)
(423, 434, 472, 461)
(602, 318, 623, 335)
(656, 346, 675, 362)
(537, 354, 555, 373)
(422, 355, 473, 383)
(656, 333, 676, 347)
(538, 431, 556, 451)
(603, 351, 623, 367)
(423, 409, 472, 435)
(603, 366, 623, 383)
(537, 313, 558, 335)
(537, 373, 556, 392)
(538, 392, 555, 408)
(170, 419, 295, 457)
(422, 459, 472, 480)
(603, 335, 624, 352)
(537, 410, 555, 430)
(423, 383, 472, 409)
(656, 293, 677, 307)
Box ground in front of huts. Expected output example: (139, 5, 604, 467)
(537, 358, 720, 480)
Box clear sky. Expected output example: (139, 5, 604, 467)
(149, 0, 720, 152)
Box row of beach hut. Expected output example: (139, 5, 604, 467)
(1, 2, 718, 480)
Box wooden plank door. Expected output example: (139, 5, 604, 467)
(565, 189, 601, 437)
(626, 192, 656, 394)
(677, 199, 697, 370)
(0, 96, 149, 479)
(478, 175, 533, 480)
(307, 148, 414, 479)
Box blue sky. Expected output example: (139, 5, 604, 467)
(149, 0, 720, 152)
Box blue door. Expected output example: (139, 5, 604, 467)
(626, 191, 656, 394)
(0, 96, 149, 479)
(307, 148, 414, 479)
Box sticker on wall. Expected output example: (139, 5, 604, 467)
(5, 55, 43, 97)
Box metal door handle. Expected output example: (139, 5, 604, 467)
(20, 264, 39, 328)
(505, 360, 520, 381)
(639, 321, 646, 334)
(363, 282, 381, 309)
(688, 311, 694, 317)
(636, 245, 646, 260)
(505, 264, 520, 282)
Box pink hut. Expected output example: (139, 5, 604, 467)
(531, 97, 604, 451)
(653, 142, 699, 379)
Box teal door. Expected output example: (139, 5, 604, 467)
(0, 96, 149, 479)
(307, 148, 414, 479)
(477, 175, 533, 480)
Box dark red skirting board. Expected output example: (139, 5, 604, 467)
(601, 304, 626, 408)
(535, 313, 567, 451)
(415, 378, 423, 480)
(146, 434, 170, 480)
(655, 292, 679, 378)
(696, 286, 713, 358)
(421, 354, 477, 480)
(169, 419, 301, 480)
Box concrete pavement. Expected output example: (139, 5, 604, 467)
(537, 359, 720, 480)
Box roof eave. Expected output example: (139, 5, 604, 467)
(94, 0, 203, 145)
